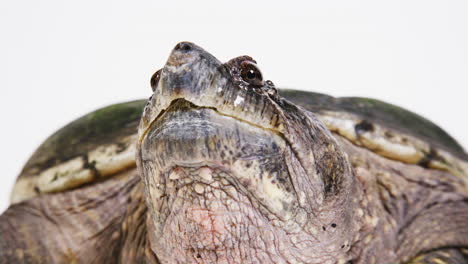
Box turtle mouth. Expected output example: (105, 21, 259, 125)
(137, 40, 303, 225)
(140, 98, 297, 221)
(139, 41, 300, 224)
(139, 97, 283, 147)
(138, 42, 286, 148)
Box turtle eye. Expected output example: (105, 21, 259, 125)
(150, 69, 162, 92)
(240, 61, 263, 87)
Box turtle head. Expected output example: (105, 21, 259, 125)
(137, 42, 359, 263)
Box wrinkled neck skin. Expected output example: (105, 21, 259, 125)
(136, 42, 367, 264)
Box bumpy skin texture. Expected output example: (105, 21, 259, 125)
(1, 42, 467, 263)
(0, 169, 149, 264)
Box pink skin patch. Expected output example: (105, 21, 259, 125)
(185, 207, 229, 248)
(161, 166, 284, 262)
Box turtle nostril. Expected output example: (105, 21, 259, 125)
(174, 42, 193, 53)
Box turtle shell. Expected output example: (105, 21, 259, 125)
(11, 90, 468, 204)
(281, 90, 468, 179)
(281, 90, 466, 158)
(11, 100, 146, 204)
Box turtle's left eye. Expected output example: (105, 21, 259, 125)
(150, 69, 162, 92)
(240, 61, 263, 87)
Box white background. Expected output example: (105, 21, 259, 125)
(1, 0, 467, 212)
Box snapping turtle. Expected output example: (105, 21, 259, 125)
(1, 42, 467, 264)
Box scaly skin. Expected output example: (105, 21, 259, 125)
(1, 42, 467, 263)
(337, 136, 468, 263)
(0, 169, 150, 264)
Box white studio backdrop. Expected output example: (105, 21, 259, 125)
(0, 0, 467, 212)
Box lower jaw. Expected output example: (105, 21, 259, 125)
(155, 199, 291, 264)
(149, 166, 291, 264)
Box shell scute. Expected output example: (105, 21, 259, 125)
(11, 100, 146, 203)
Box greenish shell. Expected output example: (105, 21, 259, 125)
(11, 90, 468, 204)
(11, 100, 146, 203)
(281, 90, 468, 178)
(281, 90, 466, 159)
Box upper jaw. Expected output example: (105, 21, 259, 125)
(138, 42, 286, 143)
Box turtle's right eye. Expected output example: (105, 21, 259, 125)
(150, 69, 162, 92)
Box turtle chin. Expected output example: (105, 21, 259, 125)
(138, 99, 303, 263)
